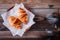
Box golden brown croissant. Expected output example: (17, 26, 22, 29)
(18, 8, 28, 24)
(8, 16, 22, 29)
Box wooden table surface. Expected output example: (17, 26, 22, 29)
(0, 0, 60, 38)
(0, 31, 52, 38)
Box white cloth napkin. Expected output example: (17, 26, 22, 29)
(1, 3, 35, 37)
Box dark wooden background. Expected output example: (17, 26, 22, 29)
(0, 0, 60, 38)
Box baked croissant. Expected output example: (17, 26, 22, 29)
(18, 8, 28, 24)
(8, 16, 22, 29)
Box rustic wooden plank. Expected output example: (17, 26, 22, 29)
(0, 8, 59, 16)
(0, 0, 60, 9)
(0, 0, 40, 4)
(0, 31, 52, 38)
(0, 9, 7, 12)
(0, 0, 60, 4)
(31, 8, 58, 17)
(51, 0, 60, 3)
(0, 4, 14, 9)
(0, 4, 49, 9)
(0, 4, 60, 10)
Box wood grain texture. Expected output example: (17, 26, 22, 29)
(0, 0, 60, 8)
(0, 31, 52, 38)
(0, 4, 49, 9)
(0, 0, 60, 4)
(0, 4, 60, 9)
(0, 0, 59, 38)
(0, 7, 59, 16)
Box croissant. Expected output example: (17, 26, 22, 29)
(8, 16, 22, 29)
(18, 8, 28, 24)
